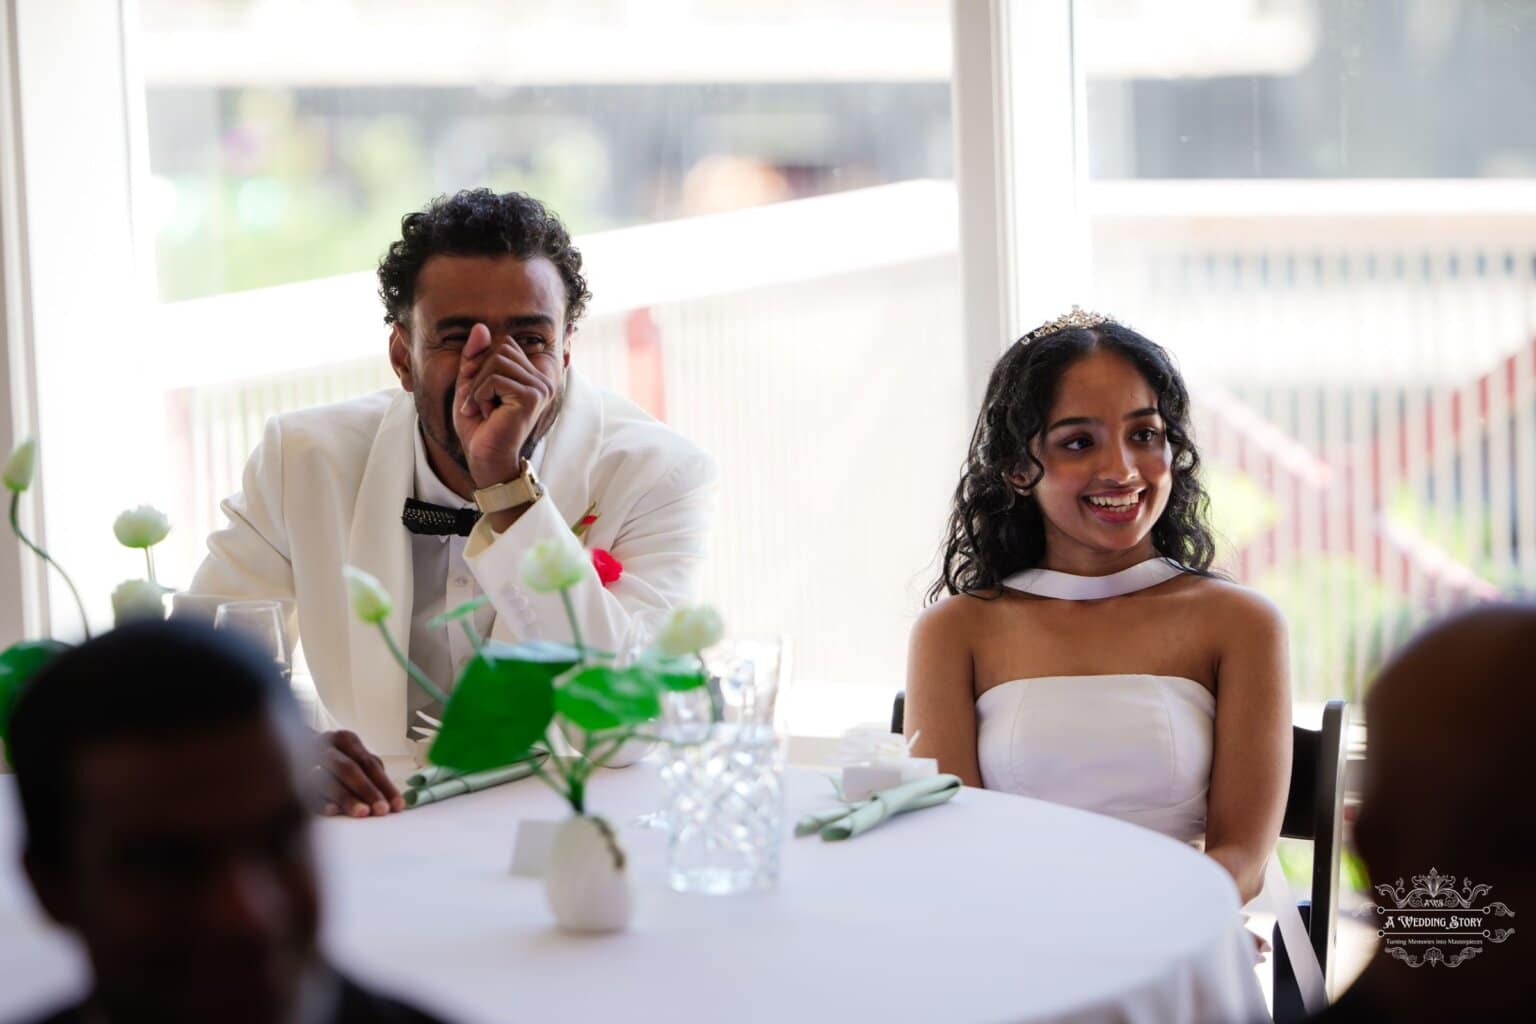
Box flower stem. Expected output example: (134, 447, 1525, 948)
(457, 617, 484, 652)
(144, 547, 157, 585)
(532, 728, 584, 814)
(10, 492, 91, 639)
(567, 728, 624, 794)
(571, 727, 597, 786)
(559, 588, 585, 659)
(524, 750, 572, 805)
(703, 652, 723, 724)
(583, 734, 628, 772)
(375, 621, 450, 706)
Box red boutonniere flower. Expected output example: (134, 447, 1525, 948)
(570, 501, 619, 584)
(591, 548, 623, 586)
(571, 501, 600, 539)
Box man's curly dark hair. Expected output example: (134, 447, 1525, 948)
(929, 321, 1219, 602)
(377, 189, 591, 328)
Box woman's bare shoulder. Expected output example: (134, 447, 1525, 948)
(1181, 574, 1287, 641)
(910, 591, 1004, 645)
(914, 592, 980, 630)
(908, 595, 994, 704)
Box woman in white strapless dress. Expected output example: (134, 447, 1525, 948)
(907, 311, 1316, 1006)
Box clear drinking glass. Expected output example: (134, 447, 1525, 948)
(617, 609, 663, 668)
(662, 633, 787, 893)
(213, 600, 292, 684)
(663, 721, 784, 894)
(705, 635, 786, 727)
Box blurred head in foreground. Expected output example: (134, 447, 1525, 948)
(10, 620, 318, 1024)
(1355, 603, 1536, 882)
(1320, 604, 1536, 1021)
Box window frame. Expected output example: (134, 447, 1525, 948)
(950, 0, 1087, 409)
(1, 0, 147, 639)
(0, 0, 47, 641)
(0, 0, 1064, 642)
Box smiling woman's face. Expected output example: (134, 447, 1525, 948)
(1016, 348, 1173, 573)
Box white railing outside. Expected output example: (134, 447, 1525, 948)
(159, 180, 1535, 723)
(1091, 180, 1536, 700)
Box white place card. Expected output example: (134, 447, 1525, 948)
(509, 818, 563, 877)
(840, 756, 938, 802)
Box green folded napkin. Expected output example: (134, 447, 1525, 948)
(405, 765, 458, 790)
(403, 754, 546, 808)
(795, 773, 962, 841)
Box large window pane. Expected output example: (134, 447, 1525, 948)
(138, 0, 953, 302)
(1076, 0, 1536, 704)
(32, 0, 961, 732)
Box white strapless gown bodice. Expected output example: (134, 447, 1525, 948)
(976, 674, 1215, 844)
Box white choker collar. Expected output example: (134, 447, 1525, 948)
(1000, 557, 1186, 600)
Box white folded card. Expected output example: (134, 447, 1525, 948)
(841, 757, 939, 802)
(509, 818, 563, 877)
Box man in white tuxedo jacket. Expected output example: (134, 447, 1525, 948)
(187, 189, 716, 817)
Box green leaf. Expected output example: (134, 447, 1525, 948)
(427, 646, 571, 774)
(496, 639, 616, 663)
(1, 640, 70, 760)
(555, 665, 662, 732)
(657, 669, 707, 692)
(483, 639, 584, 664)
(426, 594, 492, 630)
(645, 653, 708, 692)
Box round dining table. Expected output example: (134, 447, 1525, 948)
(0, 763, 1267, 1024)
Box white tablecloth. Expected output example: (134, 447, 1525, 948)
(0, 766, 1267, 1023)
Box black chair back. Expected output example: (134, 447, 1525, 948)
(1273, 698, 1350, 1023)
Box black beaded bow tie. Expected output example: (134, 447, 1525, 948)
(401, 497, 481, 537)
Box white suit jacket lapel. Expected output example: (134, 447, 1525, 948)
(345, 391, 417, 755)
(485, 370, 604, 644)
(540, 369, 603, 534)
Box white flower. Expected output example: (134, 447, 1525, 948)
(519, 536, 588, 593)
(112, 505, 171, 548)
(343, 565, 393, 624)
(3, 438, 36, 493)
(834, 724, 914, 766)
(111, 579, 168, 625)
(655, 605, 724, 658)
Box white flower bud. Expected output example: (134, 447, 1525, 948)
(343, 565, 393, 624)
(519, 536, 589, 593)
(3, 438, 37, 493)
(655, 605, 724, 658)
(112, 505, 171, 548)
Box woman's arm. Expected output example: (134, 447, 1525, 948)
(1204, 586, 1292, 903)
(904, 599, 983, 787)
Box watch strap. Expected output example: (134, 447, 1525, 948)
(473, 461, 543, 514)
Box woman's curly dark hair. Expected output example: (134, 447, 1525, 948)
(929, 321, 1218, 602)
(377, 188, 591, 327)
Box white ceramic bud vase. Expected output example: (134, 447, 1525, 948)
(544, 815, 632, 932)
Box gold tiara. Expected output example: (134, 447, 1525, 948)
(1023, 306, 1114, 342)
